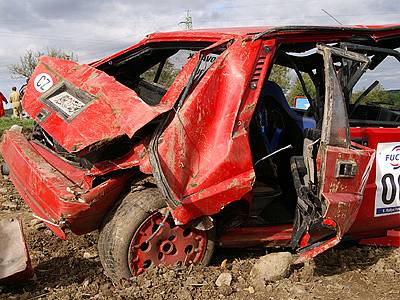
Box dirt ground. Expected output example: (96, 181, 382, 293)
(0, 173, 399, 300)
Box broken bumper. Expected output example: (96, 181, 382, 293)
(0, 130, 131, 239)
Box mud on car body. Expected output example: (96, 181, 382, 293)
(1, 25, 400, 280)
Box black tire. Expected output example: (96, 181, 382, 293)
(98, 187, 215, 281)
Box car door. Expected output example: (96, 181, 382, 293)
(291, 44, 376, 262)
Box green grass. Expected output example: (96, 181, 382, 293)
(0, 117, 34, 134)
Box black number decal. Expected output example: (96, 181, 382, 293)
(36, 75, 51, 91)
(381, 173, 396, 205)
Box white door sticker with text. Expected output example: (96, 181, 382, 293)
(194, 54, 219, 78)
(375, 142, 400, 216)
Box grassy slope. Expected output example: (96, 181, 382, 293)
(0, 117, 34, 133)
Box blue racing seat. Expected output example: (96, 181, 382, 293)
(257, 80, 315, 153)
(263, 81, 314, 131)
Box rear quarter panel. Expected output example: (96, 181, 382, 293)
(350, 127, 400, 237)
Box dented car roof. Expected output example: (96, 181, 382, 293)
(92, 24, 400, 67)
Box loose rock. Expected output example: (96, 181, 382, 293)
(215, 272, 232, 287)
(2, 200, 17, 210)
(31, 219, 47, 230)
(83, 250, 99, 259)
(290, 284, 307, 294)
(30, 218, 41, 226)
(246, 286, 255, 294)
(177, 287, 193, 300)
(250, 252, 293, 289)
(218, 284, 233, 296)
(9, 124, 23, 132)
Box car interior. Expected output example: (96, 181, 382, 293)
(249, 38, 400, 225)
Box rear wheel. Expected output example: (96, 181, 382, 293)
(98, 188, 215, 281)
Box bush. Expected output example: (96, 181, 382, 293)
(0, 117, 34, 134)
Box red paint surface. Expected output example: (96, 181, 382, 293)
(1, 25, 400, 254)
(321, 145, 375, 236)
(0, 131, 132, 237)
(128, 211, 208, 275)
(217, 224, 293, 248)
(165, 39, 276, 223)
(360, 229, 400, 247)
(349, 128, 400, 239)
(24, 57, 170, 154)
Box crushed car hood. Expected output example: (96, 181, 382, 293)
(23, 56, 171, 154)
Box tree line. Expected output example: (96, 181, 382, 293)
(269, 65, 399, 108)
(9, 48, 77, 80)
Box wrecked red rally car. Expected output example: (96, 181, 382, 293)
(1, 25, 400, 280)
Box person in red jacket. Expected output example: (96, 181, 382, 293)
(0, 91, 8, 117)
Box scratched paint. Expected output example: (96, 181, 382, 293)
(1, 26, 399, 256)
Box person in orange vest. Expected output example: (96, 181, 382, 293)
(9, 87, 21, 119)
(0, 91, 8, 117)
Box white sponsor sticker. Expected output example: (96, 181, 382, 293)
(34, 73, 53, 93)
(194, 53, 219, 78)
(47, 91, 85, 117)
(375, 142, 400, 216)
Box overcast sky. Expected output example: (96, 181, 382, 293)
(0, 0, 399, 107)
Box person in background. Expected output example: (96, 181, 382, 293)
(9, 87, 21, 119)
(0, 91, 8, 118)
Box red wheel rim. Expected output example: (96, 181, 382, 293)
(128, 211, 208, 275)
